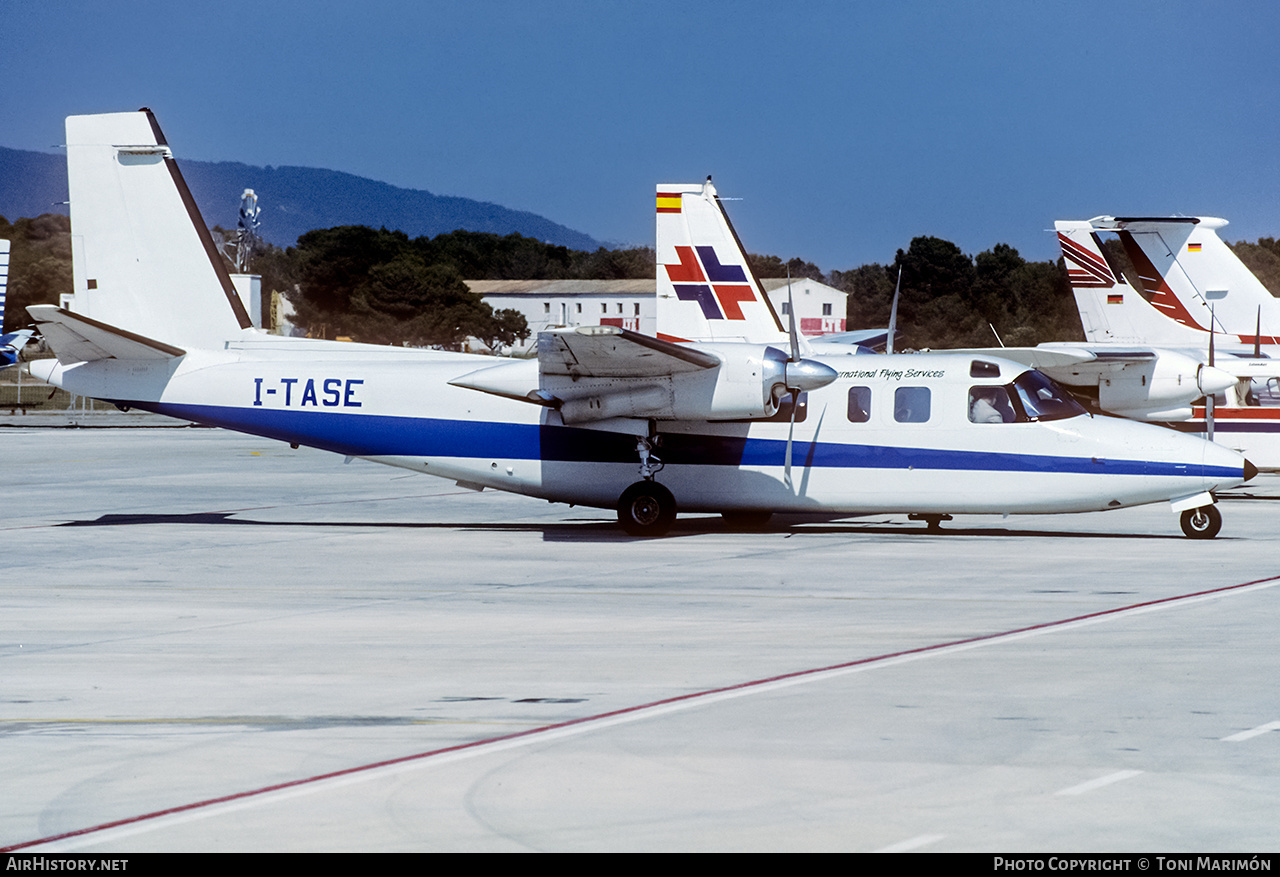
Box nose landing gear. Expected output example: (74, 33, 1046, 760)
(1180, 505, 1222, 539)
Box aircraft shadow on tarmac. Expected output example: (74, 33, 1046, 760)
(54, 511, 1199, 541)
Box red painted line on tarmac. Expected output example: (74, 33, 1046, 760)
(7, 571, 1280, 852)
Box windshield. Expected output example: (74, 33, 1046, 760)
(1011, 371, 1087, 422)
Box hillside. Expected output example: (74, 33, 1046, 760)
(0, 146, 602, 251)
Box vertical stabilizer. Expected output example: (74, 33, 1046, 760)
(1090, 216, 1280, 346)
(64, 110, 252, 348)
(1056, 220, 1205, 346)
(655, 179, 788, 344)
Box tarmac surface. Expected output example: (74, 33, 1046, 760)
(3, 424, 1279, 852)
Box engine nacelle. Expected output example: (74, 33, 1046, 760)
(555, 346, 784, 423)
(450, 339, 837, 425)
(1097, 351, 1235, 421)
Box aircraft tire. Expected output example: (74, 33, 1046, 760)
(1180, 505, 1222, 539)
(721, 510, 773, 529)
(618, 481, 677, 537)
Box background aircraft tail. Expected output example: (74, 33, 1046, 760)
(1093, 216, 1280, 345)
(1056, 220, 1206, 346)
(61, 110, 252, 348)
(655, 179, 789, 345)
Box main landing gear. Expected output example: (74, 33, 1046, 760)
(908, 513, 953, 532)
(617, 434, 677, 537)
(1180, 505, 1222, 539)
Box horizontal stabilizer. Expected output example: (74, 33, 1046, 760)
(27, 304, 185, 364)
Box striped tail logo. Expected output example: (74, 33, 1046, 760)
(1058, 232, 1116, 288)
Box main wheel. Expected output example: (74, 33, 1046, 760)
(1180, 505, 1222, 539)
(617, 481, 677, 537)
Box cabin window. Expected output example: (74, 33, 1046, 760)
(894, 387, 930, 423)
(847, 386, 871, 423)
(576, 303, 582, 313)
(601, 303, 608, 314)
(970, 360, 1001, 378)
(634, 303, 641, 315)
(968, 386, 1017, 423)
(543, 302, 550, 314)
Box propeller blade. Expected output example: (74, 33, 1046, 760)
(784, 391, 797, 489)
(786, 270, 800, 363)
(1256, 306, 1263, 358)
(1207, 306, 1216, 442)
(1208, 306, 1215, 367)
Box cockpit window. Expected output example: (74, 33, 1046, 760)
(1011, 371, 1086, 421)
(968, 385, 1017, 423)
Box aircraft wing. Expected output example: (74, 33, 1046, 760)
(27, 305, 185, 365)
(452, 325, 831, 424)
(941, 346, 1109, 371)
(538, 325, 720, 377)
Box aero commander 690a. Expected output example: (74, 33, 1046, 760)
(26, 110, 1255, 538)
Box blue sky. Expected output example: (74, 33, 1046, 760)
(4, 1, 1279, 270)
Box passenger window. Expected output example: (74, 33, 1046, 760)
(894, 387, 930, 423)
(968, 386, 1017, 423)
(970, 360, 1001, 378)
(847, 386, 871, 423)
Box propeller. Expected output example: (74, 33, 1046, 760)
(1206, 306, 1216, 442)
(1255, 305, 1263, 358)
(774, 269, 837, 488)
(784, 274, 799, 488)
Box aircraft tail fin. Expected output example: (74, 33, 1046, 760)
(1056, 220, 1205, 346)
(64, 110, 252, 349)
(1101, 216, 1280, 344)
(655, 179, 789, 345)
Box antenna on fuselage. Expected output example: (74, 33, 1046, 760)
(885, 265, 902, 355)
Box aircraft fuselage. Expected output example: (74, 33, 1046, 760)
(30, 341, 1247, 519)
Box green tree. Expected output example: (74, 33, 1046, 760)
(0, 214, 73, 332)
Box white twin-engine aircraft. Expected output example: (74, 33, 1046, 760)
(27, 111, 1254, 538)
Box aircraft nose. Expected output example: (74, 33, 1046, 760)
(1244, 458, 1258, 482)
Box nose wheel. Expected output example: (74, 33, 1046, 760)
(1180, 505, 1222, 539)
(617, 481, 677, 537)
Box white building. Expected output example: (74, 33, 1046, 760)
(468, 277, 846, 353)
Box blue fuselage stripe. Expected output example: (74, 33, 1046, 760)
(125, 401, 1240, 480)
